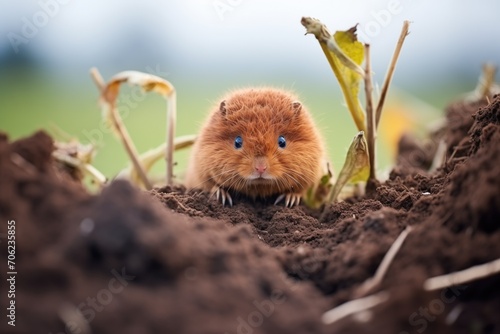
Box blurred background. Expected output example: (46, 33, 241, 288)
(1, 0, 499, 181)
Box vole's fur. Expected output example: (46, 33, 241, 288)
(185, 88, 325, 206)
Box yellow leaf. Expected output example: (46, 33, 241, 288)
(301, 18, 366, 133)
(333, 26, 364, 68)
(333, 27, 365, 129)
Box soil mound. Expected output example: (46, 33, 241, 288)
(1, 95, 500, 334)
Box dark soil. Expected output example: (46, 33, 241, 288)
(1, 95, 500, 334)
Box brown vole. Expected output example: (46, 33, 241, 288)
(185, 88, 325, 207)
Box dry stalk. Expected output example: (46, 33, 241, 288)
(90, 68, 152, 189)
(375, 20, 411, 128)
(322, 291, 389, 325)
(364, 43, 376, 183)
(424, 257, 500, 291)
(356, 226, 412, 297)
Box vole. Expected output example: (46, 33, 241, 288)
(185, 88, 325, 207)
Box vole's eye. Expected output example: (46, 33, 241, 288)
(278, 135, 286, 148)
(234, 136, 243, 149)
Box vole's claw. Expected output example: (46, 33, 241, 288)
(211, 186, 233, 207)
(274, 194, 285, 206)
(275, 193, 301, 208)
(221, 191, 227, 206)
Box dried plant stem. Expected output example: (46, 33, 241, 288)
(356, 226, 412, 297)
(140, 135, 197, 160)
(90, 68, 152, 190)
(375, 20, 411, 128)
(424, 257, 500, 291)
(429, 139, 447, 172)
(90, 67, 105, 91)
(117, 135, 196, 184)
(476, 63, 497, 99)
(364, 44, 376, 183)
(52, 151, 107, 186)
(58, 304, 92, 334)
(322, 291, 389, 325)
(166, 90, 176, 185)
(109, 102, 153, 189)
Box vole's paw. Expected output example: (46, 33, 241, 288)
(210, 186, 233, 207)
(274, 193, 301, 208)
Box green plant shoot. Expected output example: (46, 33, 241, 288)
(328, 131, 369, 203)
(304, 163, 334, 209)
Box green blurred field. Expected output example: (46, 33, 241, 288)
(0, 67, 468, 184)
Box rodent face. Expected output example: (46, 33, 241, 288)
(198, 88, 324, 198)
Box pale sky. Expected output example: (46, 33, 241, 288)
(1, 0, 499, 86)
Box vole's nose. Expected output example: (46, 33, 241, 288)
(255, 165, 267, 174)
(254, 157, 268, 175)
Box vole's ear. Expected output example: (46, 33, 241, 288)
(292, 101, 302, 115)
(219, 100, 227, 116)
